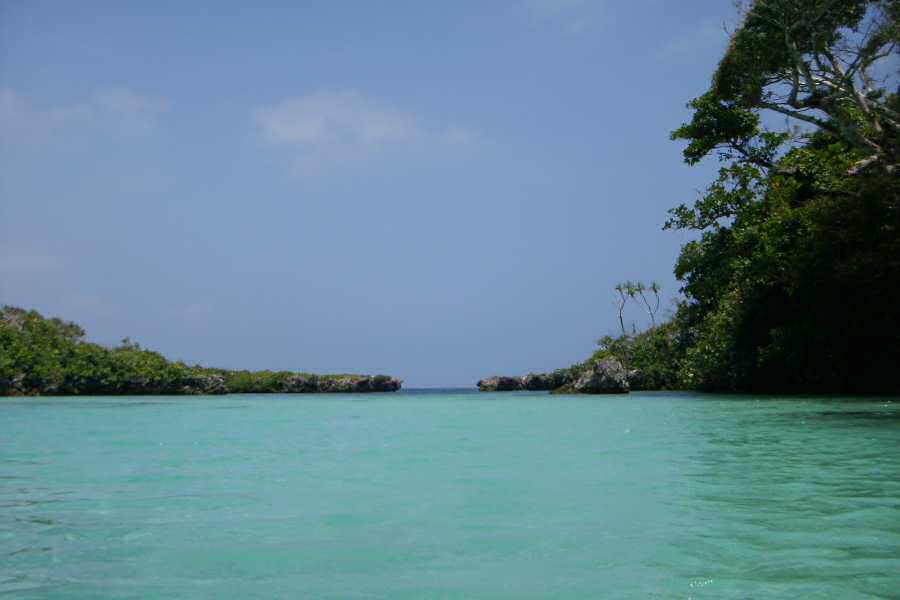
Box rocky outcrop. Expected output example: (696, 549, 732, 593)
(477, 376, 524, 391)
(522, 371, 575, 390)
(316, 375, 402, 393)
(478, 370, 575, 392)
(480, 360, 631, 394)
(369, 374, 403, 392)
(119, 375, 228, 395)
(0, 373, 27, 395)
(626, 369, 645, 391)
(178, 375, 228, 395)
(0, 372, 403, 396)
(571, 358, 630, 394)
(283, 375, 319, 393)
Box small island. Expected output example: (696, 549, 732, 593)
(0, 306, 402, 396)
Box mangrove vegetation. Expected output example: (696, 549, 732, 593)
(0, 306, 402, 396)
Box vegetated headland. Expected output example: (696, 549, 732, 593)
(481, 1, 900, 396)
(0, 306, 402, 396)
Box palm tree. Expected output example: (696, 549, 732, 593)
(624, 281, 639, 334)
(635, 281, 656, 327)
(650, 281, 661, 323)
(614, 283, 627, 336)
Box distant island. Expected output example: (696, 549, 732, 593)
(0, 306, 402, 396)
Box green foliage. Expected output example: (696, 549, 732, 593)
(676, 0, 899, 172)
(592, 322, 688, 391)
(713, 0, 870, 105)
(219, 370, 294, 393)
(0, 306, 380, 396)
(613, 280, 663, 334)
(668, 130, 900, 392)
(659, 0, 900, 393)
(671, 93, 760, 165)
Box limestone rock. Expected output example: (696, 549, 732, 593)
(369, 374, 403, 392)
(521, 373, 552, 390)
(572, 358, 630, 394)
(477, 376, 524, 391)
(179, 375, 228, 395)
(283, 375, 319, 393)
(318, 375, 402, 393)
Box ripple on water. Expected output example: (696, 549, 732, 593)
(0, 392, 898, 599)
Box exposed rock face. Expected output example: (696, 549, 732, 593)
(0, 373, 27, 395)
(179, 375, 228, 395)
(572, 358, 630, 394)
(523, 371, 575, 390)
(478, 371, 575, 392)
(317, 375, 402, 393)
(521, 373, 553, 390)
(369, 374, 402, 392)
(626, 369, 645, 391)
(0, 372, 402, 396)
(283, 375, 319, 393)
(119, 375, 228, 395)
(317, 378, 346, 393)
(477, 376, 524, 391)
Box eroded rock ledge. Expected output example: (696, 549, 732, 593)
(0, 373, 403, 396)
(478, 358, 631, 394)
(287, 374, 402, 394)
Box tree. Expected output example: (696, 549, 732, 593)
(624, 281, 640, 333)
(665, 0, 900, 393)
(614, 283, 628, 336)
(674, 0, 900, 176)
(635, 281, 657, 327)
(650, 281, 662, 321)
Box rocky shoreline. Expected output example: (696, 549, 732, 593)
(0, 372, 403, 396)
(477, 358, 633, 394)
(0, 374, 403, 396)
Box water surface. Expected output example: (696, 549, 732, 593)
(2, 390, 899, 598)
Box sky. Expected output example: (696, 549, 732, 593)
(1, 0, 737, 387)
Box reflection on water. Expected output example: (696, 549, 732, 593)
(1, 393, 898, 599)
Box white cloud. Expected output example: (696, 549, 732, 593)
(256, 91, 422, 147)
(255, 91, 473, 176)
(522, 0, 609, 35)
(0, 86, 168, 144)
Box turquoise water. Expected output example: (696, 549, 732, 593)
(2, 391, 899, 599)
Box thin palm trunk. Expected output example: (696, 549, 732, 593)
(616, 291, 627, 336)
(637, 289, 655, 327)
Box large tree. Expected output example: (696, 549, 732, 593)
(676, 0, 899, 175)
(666, 0, 900, 393)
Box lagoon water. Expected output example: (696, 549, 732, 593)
(2, 390, 899, 599)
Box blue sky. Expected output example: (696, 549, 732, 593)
(1, 0, 736, 386)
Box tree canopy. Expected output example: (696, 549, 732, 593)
(576, 1, 900, 394)
(663, 0, 900, 392)
(675, 0, 899, 175)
